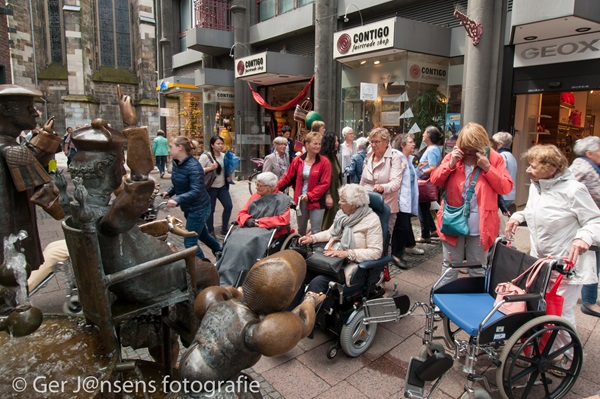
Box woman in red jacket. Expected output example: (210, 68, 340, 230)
(277, 131, 331, 236)
(430, 122, 513, 285)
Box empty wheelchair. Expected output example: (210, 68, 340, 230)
(295, 191, 410, 359)
(403, 237, 582, 399)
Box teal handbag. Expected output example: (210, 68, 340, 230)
(440, 168, 480, 236)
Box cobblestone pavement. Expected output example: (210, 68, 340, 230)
(27, 153, 600, 398)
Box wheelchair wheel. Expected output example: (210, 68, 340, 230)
(339, 308, 377, 357)
(496, 315, 582, 399)
(459, 388, 492, 399)
(280, 233, 301, 250)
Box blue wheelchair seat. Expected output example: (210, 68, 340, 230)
(433, 293, 506, 337)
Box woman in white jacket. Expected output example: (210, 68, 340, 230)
(506, 144, 600, 372)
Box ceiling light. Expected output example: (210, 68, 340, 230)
(360, 60, 367, 65)
(524, 36, 537, 41)
(576, 27, 591, 32)
(373, 60, 380, 65)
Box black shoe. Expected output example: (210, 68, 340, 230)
(581, 304, 600, 317)
(393, 256, 410, 270)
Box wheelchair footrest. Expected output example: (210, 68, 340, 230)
(405, 357, 427, 398)
(363, 295, 410, 324)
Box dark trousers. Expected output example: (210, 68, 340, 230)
(207, 185, 233, 234)
(155, 155, 167, 174)
(419, 202, 436, 239)
(391, 211, 416, 259)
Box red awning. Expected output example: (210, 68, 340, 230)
(247, 76, 314, 111)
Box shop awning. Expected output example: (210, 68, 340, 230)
(234, 51, 314, 85)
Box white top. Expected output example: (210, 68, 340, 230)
(199, 152, 226, 188)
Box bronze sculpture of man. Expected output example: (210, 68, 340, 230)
(0, 85, 63, 314)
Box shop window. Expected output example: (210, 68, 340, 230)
(47, 0, 63, 64)
(98, 0, 131, 68)
(257, 0, 314, 22)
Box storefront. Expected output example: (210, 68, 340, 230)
(510, 29, 600, 206)
(333, 17, 463, 146)
(234, 51, 314, 157)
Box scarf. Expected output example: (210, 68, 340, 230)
(581, 156, 600, 177)
(329, 204, 373, 250)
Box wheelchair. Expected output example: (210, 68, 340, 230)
(403, 237, 583, 399)
(218, 221, 301, 287)
(295, 191, 411, 359)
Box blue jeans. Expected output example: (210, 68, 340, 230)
(207, 185, 233, 234)
(155, 155, 167, 175)
(184, 207, 222, 259)
(581, 251, 600, 305)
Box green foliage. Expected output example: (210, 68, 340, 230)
(409, 90, 447, 144)
(38, 63, 68, 80)
(92, 67, 138, 84)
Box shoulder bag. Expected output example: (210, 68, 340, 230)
(418, 179, 438, 202)
(440, 168, 480, 236)
(305, 240, 347, 278)
(494, 257, 551, 315)
(204, 153, 217, 189)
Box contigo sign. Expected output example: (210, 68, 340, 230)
(334, 18, 395, 59)
(216, 90, 234, 103)
(514, 32, 600, 67)
(235, 52, 267, 78)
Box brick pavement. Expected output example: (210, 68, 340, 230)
(28, 153, 600, 398)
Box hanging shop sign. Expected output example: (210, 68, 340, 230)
(514, 31, 600, 68)
(406, 60, 448, 85)
(235, 52, 267, 78)
(216, 90, 234, 103)
(333, 18, 395, 59)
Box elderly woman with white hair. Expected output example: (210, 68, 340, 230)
(264, 136, 290, 179)
(571, 136, 600, 317)
(492, 131, 517, 210)
(298, 184, 383, 304)
(218, 171, 292, 286)
(338, 126, 357, 183)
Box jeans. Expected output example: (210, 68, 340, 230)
(440, 236, 487, 287)
(581, 251, 600, 305)
(155, 155, 167, 175)
(296, 201, 325, 236)
(391, 212, 416, 259)
(419, 202, 436, 239)
(184, 207, 222, 259)
(207, 185, 233, 234)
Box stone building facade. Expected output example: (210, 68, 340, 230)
(10, 0, 159, 135)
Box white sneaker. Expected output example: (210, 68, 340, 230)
(405, 246, 425, 255)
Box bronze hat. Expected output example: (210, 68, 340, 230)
(0, 84, 43, 98)
(72, 118, 126, 152)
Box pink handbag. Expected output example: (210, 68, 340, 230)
(494, 257, 551, 315)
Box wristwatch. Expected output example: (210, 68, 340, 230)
(346, 251, 354, 261)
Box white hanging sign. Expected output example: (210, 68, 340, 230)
(408, 123, 421, 133)
(360, 82, 378, 101)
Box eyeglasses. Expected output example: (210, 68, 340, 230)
(255, 183, 269, 188)
(370, 140, 387, 145)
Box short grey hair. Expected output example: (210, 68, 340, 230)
(392, 133, 414, 151)
(492, 132, 513, 149)
(574, 136, 600, 157)
(342, 126, 354, 137)
(256, 172, 278, 187)
(356, 137, 368, 151)
(273, 136, 288, 145)
(338, 184, 369, 207)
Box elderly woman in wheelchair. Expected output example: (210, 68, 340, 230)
(292, 184, 410, 358)
(404, 237, 584, 399)
(217, 172, 297, 286)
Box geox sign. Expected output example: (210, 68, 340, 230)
(334, 18, 395, 59)
(514, 32, 600, 67)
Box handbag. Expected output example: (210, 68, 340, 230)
(418, 179, 438, 203)
(440, 168, 480, 236)
(494, 257, 551, 315)
(204, 153, 217, 189)
(305, 241, 347, 278)
(293, 99, 312, 123)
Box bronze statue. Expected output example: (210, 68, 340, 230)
(0, 84, 63, 316)
(61, 85, 218, 355)
(179, 250, 316, 396)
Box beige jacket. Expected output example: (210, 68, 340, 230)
(311, 211, 383, 285)
(359, 146, 402, 213)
